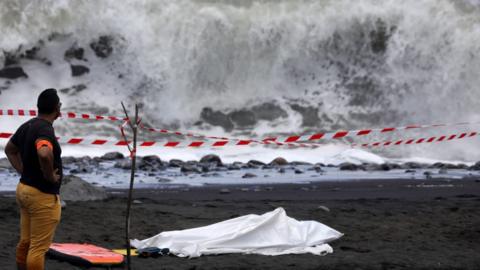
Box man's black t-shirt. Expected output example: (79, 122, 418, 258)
(11, 118, 63, 194)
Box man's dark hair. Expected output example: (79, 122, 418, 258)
(37, 88, 60, 114)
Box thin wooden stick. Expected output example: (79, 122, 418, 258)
(122, 103, 138, 270)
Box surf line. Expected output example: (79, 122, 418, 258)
(1, 108, 479, 144)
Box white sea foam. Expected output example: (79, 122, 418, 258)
(1, 0, 480, 163)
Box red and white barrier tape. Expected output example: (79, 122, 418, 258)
(262, 123, 478, 144)
(0, 132, 317, 148)
(352, 131, 478, 148)
(0, 109, 127, 122)
(2, 108, 479, 144)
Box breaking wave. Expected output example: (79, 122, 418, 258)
(1, 0, 480, 162)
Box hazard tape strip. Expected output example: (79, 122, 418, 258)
(0, 109, 127, 122)
(352, 131, 478, 148)
(263, 123, 477, 144)
(0, 132, 318, 148)
(2, 108, 479, 144)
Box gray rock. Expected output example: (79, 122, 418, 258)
(269, 157, 288, 166)
(401, 162, 427, 169)
(339, 162, 362, 171)
(60, 175, 108, 201)
(227, 164, 242, 170)
(468, 161, 480, 171)
(290, 104, 320, 127)
(262, 164, 274, 170)
(290, 161, 312, 166)
(71, 65, 89, 76)
(294, 169, 304, 174)
(139, 155, 163, 171)
(61, 156, 77, 165)
(199, 154, 223, 166)
(247, 160, 266, 168)
(101, 152, 124, 160)
(169, 159, 184, 167)
(64, 46, 85, 60)
(242, 173, 257, 179)
(0, 66, 28, 79)
(181, 164, 202, 174)
(312, 164, 324, 173)
(251, 102, 288, 121)
(157, 177, 171, 183)
(69, 164, 93, 174)
(114, 159, 137, 170)
(228, 109, 256, 127)
(58, 82, 81, 93)
(200, 107, 234, 131)
(90, 36, 114, 58)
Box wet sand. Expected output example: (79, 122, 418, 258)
(1, 179, 479, 270)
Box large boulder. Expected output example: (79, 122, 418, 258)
(200, 154, 223, 166)
(60, 175, 108, 201)
(139, 155, 163, 171)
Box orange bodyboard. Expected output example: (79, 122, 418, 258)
(48, 243, 124, 265)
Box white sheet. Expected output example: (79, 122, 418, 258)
(131, 207, 343, 257)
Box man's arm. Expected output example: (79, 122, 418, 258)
(36, 139, 60, 184)
(5, 140, 23, 174)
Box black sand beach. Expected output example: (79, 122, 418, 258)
(1, 179, 479, 270)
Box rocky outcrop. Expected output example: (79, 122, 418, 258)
(90, 36, 114, 58)
(0, 66, 28, 79)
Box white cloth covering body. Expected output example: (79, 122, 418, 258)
(131, 208, 343, 258)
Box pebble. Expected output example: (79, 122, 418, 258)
(317, 205, 330, 212)
(219, 188, 231, 194)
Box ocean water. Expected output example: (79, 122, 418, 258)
(1, 0, 480, 164)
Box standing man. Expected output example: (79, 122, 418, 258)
(4, 89, 63, 270)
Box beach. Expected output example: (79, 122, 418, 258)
(1, 179, 479, 270)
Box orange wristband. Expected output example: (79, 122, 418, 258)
(36, 139, 53, 151)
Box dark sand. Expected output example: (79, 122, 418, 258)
(1, 179, 479, 270)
